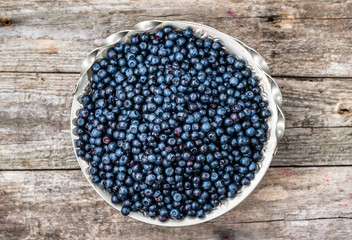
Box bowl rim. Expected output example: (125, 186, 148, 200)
(70, 20, 285, 227)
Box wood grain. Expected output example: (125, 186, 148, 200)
(275, 127, 352, 166)
(277, 77, 352, 128)
(0, 72, 76, 169)
(1, 1, 352, 239)
(2, 218, 351, 240)
(1, 73, 352, 169)
(0, 167, 351, 239)
(0, 0, 352, 76)
(1, 0, 351, 19)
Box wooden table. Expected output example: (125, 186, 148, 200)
(1, 1, 351, 239)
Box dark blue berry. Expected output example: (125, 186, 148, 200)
(234, 60, 245, 70)
(173, 192, 182, 202)
(183, 28, 193, 38)
(170, 209, 180, 218)
(196, 210, 205, 218)
(76, 117, 85, 127)
(92, 63, 101, 72)
(107, 49, 117, 59)
(121, 206, 131, 216)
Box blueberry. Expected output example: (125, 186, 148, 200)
(138, 66, 147, 75)
(216, 107, 226, 116)
(118, 186, 128, 195)
(165, 40, 174, 48)
(240, 157, 251, 167)
(203, 204, 212, 212)
(183, 27, 193, 38)
(76, 149, 85, 157)
(89, 167, 99, 175)
(201, 181, 212, 190)
(148, 211, 156, 218)
(76, 117, 85, 127)
(196, 210, 205, 218)
(144, 188, 154, 197)
(95, 99, 106, 109)
(253, 151, 262, 161)
(107, 49, 117, 59)
(217, 187, 226, 195)
(76, 127, 85, 136)
(259, 109, 271, 118)
(97, 69, 108, 79)
(121, 206, 131, 216)
(234, 60, 245, 70)
(212, 42, 221, 50)
(246, 172, 254, 180)
(105, 179, 113, 188)
(173, 192, 182, 202)
(89, 174, 100, 183)
(245, 127, 256, 137)
(189, 47, 198, 57)
(128, 59, 138, 68)
(114, 43, 124, 52)
(158, 215, 168, 222)
(193, 188, 202, 197)
(170, 209, 180, 218)
(241, 178, 250, 185)
(92, 63, 101, 72)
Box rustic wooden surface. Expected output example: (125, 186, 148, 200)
(1, 168, 351, 239)
(0, 0, 352, 239)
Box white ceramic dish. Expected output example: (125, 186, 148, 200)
(71, 20, 285, 227)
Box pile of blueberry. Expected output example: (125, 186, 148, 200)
(75, 26, 271, 221)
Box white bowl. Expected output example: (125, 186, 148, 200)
(71, 20, 285, 227)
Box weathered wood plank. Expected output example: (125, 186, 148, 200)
(0, 167, 351, 239)
(2, 218, 351, 240)
(275, 127, 352, 166)
(277, 77, 352, 128)
(1, 0, 352, 20)
(0, 1, 352, 76)
(0, 1, 351, 239)
(0, 73, 77, 169)
(0, 73, 352, 169)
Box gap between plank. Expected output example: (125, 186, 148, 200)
(207, 216, 352, 225)
(1, 165, 351, 172)
(6, 15, 352, 26)
(0, 70, 351, 80)
(0, 168, 81, 172)
(270, 164, 352, 168)
(285, 126, 352, 129)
